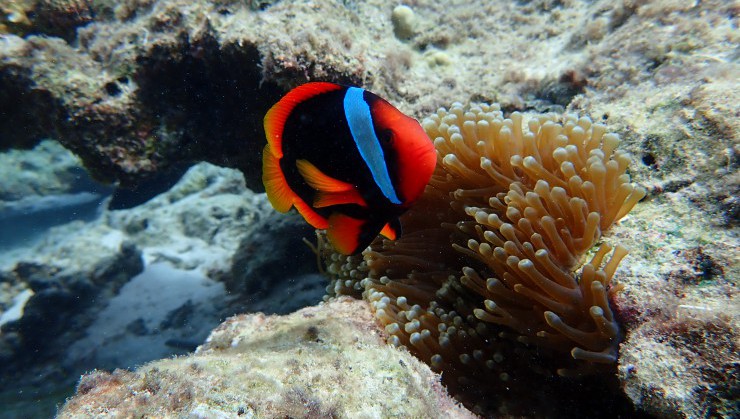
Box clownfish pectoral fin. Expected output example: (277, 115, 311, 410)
(296, 159, 367, 208)
(326, 213, 384, 255)
(314, 190, 367, 208)
(262, 144, 294, 213)
(296, 159, 353, 192)
(380, 218, 402, 240)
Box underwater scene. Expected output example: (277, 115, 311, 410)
(0, 0, 738, 418)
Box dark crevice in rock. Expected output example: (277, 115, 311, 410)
(0, 71, 62, 151)
(134, 33, 284, 192)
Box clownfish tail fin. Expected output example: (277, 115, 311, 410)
(380, 218, 402, 240)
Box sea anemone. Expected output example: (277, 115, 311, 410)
(322, 102, 645, 413)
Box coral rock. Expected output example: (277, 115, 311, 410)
(58, 298, 477, 419)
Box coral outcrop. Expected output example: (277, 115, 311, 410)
(608, 200, 739, 418)
(58, 298, 476, 419)
(0, 0, 368, 190)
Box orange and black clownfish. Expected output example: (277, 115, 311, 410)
(262, 82, 437, 255)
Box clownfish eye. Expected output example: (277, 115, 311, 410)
(379, 129, 394, 145)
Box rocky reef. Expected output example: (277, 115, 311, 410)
(0, 0, 365, 190)
(57, 298, 476, 418)
(1, 0, 737, 417)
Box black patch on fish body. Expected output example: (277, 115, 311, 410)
(278, 88, 402, 222)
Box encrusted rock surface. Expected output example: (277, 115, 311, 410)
(0, 0, 365, 189)
(58, 298, 477, 419)
(608, 200, 738, 418)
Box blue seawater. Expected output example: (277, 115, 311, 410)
(0, 142, 324, 418)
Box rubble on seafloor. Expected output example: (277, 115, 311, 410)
(0, 0, 737, 417)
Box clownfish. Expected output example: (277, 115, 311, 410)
(262, 82, 437, 255)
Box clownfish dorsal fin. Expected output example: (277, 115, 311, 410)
(380, 218, 402, 240)
(264, 82, 344, 159)
(296, 159, 367, 208)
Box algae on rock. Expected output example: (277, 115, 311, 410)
(58, 298, 476, 418)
